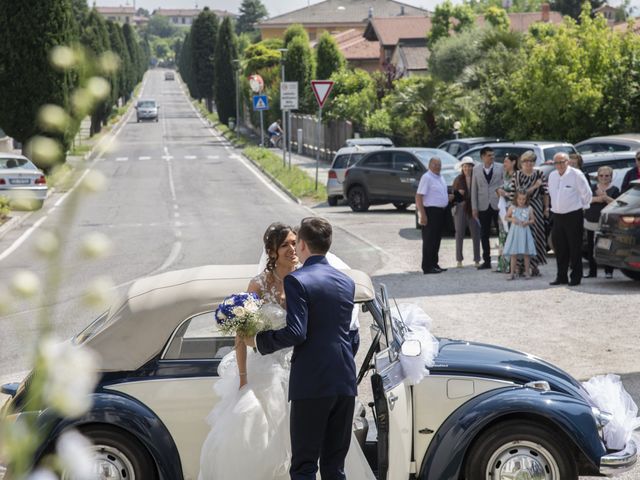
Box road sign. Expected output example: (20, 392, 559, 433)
(311, 80, 334, 108)
(249, 74, 264, 93)
(252, 95, 269, 111)
(280, 81, 299, 110)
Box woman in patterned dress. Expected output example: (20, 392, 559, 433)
(495, 153, 519, 273)
(510, 151, 550, 276)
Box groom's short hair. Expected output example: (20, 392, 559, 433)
(298, 217, 332, 254)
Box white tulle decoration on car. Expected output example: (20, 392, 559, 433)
(393, 303, 440, 385)
(582, 374, 640, 451)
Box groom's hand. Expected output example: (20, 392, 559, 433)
(243, 335, 256, 348)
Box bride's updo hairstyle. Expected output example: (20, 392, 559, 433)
(263, 222, 297, 272)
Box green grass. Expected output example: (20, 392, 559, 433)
(244, 147, 327, 201)
(193, 101, 249, 148)
(69, 143, 92, 156)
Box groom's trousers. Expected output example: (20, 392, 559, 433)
(290, 395, 355, 480)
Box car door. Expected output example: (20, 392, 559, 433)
(391, 152, 424, 201)
(358, 151, 393, 199)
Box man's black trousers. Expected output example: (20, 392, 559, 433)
(421, 206, 446, 272)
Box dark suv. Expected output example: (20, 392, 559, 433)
(342, 148, 458, 212)
(437, 137, 505, 157)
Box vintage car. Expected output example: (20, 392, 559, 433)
(1, 265, 638, 479)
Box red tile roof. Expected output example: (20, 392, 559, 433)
(476, 11, 564, 32)
(96, 6, 136, 15)
(365, 16, 431, 46)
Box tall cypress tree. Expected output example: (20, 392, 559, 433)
(214, 17, 239, 125)
(0, 0, 75, 157)
(285, 35, 315, 112)
(179, 32, 197, 98)
(236, 0, 268, 35)
(191, 7, 219, 111)
(123, 23, 142, 83)
(107, 21, 131, 104)
(315, 31, 345, 80)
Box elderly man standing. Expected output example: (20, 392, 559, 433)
(548, 152, 592, 286)
(471, 147, 504, 270)
(620, 151, 640, 193)
(416, 157, 450, 274)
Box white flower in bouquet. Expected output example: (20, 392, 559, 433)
(215, 292, 269, 336)
(39, 337, 99, 418)
(56, 430, 95, 480)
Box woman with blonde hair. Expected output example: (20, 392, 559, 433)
(584, 165, 619, 278)
(509, 150, 549, 276)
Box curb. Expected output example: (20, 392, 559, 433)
(240, 151, 302, 205)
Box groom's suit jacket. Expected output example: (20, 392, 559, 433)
(256, 255, 357, 401)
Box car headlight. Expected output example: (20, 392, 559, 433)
(592, 406, 613, 438)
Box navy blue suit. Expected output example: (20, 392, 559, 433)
(256, 255, 357, 480)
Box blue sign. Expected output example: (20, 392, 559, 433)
(253, 95, 269, 111)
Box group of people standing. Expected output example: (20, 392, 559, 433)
(416, 146, 630, 284)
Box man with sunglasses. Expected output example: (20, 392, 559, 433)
(547, 152, 592, 286)
(620, 151, 640, 193)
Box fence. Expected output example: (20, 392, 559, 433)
(289, 114, 353, 162)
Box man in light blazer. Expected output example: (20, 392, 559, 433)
(471, 146, 504, 270)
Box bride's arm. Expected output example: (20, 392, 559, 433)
(236, 279, 261, 388)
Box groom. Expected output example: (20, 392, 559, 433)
(245, 217, 357, 480)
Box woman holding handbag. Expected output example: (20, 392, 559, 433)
(452, 157, 481, 268)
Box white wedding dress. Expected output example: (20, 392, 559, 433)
(198, 271, 376, 480)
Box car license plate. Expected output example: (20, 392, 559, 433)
(9, 178, 30, 185)
(596, 237, 612, 250)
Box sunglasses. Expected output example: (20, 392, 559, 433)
(598, 174, 611, 177)
(553, 161, 567, 165)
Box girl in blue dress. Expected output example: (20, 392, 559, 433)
(503, 189, 537, 280)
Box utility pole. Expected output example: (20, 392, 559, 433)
(278, 48, 288, 167)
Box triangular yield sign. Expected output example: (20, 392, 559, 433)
(311, 80, 334, 108)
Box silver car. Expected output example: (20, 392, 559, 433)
(459, 141, 577, 166)
(135, 99, 159, 122)
(326, 145, 385, 206)
(0, 154, 47, 209)
(576, 134, 640, 154)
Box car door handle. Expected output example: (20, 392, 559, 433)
(388, 392, 398, 410)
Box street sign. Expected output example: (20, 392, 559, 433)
(311, 80, 334, 108)
(280, 81, 299, 110)
(249, 74, 264, 93)
(252, 95, 269, 111)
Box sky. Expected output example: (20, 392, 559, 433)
(93, 0, 637, 18)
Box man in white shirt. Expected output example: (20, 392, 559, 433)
(547, 152, 592, 286)
(415, 157, 450, 274)
(267, 119, 283, 146)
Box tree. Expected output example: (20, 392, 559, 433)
(551, 0, 604, 20)
(324, 69, 377, 130)
(0, 0, 75, 159)
(283, 24, 308, 47)
(315, 31, 345, 80)
(427, 0, 476, 47)
(178, 32, 197, 97)
(214, 17, 239, 125)
(284, 35, 315, 112)
(107, 20, 132, 103)
(429, 27, 484, 82)
(137, 7, 150, 17)
(191, 7, 219, 111)
(236, 0, 268, 34)
(82, 10, 112, 135)
(123, 23, 143, 82)
(484, 6, 511, 30)
(147, 14, 178, 38)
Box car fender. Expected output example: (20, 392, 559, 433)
(418, 386, 605, 480)
(36, 391, 183, 480)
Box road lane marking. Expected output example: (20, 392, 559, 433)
(150, 241, 182, 275)
(0, 216, 48, 261)
(230, 153, 292, 204)
(207, 155, 219, 159)
(138, 156, 151, 161)
(184, 155, 196, 160)
(116, 157, 128, 162)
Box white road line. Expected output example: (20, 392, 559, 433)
(138, 156, 151, 160)
(0, 216, 48, 261)
(184, 155, 196, 160)
(207, 155, 219, 159)
(116, 157, 128, 162)
(167, 158, 177, 202)
(149, 241, 182, 275)
(232, 154, 292, 204)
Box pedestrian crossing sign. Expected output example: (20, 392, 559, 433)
(253, 95, 269, 111)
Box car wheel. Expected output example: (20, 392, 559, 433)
(347, 186, 369, 212)
(463, 420, 577, 480)
(621, 269, 640, 281)
(327, 196, 338, 207)
(136, 118, 140, 123)
(393, 202, 409, 211)
(60, 425, 158, 480)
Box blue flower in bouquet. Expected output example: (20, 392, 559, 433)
(215, 292, 266, 336)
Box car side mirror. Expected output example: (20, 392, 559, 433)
(401, 339, 421, 357)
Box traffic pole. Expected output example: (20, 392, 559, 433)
(259, 110, 264, 147)
(282, 110, 287, 167)
(316, 107, 322, 190)
(288, 112, 292, 169)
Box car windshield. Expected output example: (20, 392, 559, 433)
(413, 150, 458, 168)
(138, 101, 156, 108)
(0, 157, 33, 169)
(543, 146, 575, 161)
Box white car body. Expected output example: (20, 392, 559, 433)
(0, 153, 47, 205)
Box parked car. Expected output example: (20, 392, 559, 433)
(135, 99, 159, 122)
(164, 71, 175, 81)
(537, 152, 637, 187)
(459, 141, 577, 166)
(2, 265, 637, 479)
(0, 154, 47, 209)
(342, 148, 458, 212)
(327, 145, 386, 206)
(575, 134, 640, 154)
(344, 137, 394, 148)
(437, 137, 506, 157)
(595, 180, 640, 280)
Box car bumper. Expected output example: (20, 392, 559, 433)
(137, 112, 158, 119)
(0, 186, 47, 201)
(595, 232, 640, 272)
(326, 179, 343, 198)
(600, 438, 638, 475)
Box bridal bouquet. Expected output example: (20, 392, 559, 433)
(215, 292, 270, 336)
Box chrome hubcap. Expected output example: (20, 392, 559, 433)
(487, 440, 560, 480)
(61, 445, 135, 480)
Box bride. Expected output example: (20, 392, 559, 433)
(198, 222, 375, 480)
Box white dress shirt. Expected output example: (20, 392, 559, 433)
(548, 166, 592, 214)
(417, 171, 448, 208)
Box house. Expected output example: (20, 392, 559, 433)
(152, 8, 236, 27)
(391, 40, 429, 77)
(96, 6, 136, 24)
(594, 3, 622, 24)
(258, 0, 430, 41)
(322, 29, 380, 72)
(476, 4, 564, 32)
(363, 16, 431, 68)
(613, 17, 640, 33)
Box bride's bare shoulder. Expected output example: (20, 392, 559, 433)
(248, 271, 268, 294)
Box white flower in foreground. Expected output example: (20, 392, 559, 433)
(10, 270, 41, 298)
(38, 104, 70, 133)
(56, 430, 95, 480)
(87, 77, 111, 102)
(26, 136, 63, 169)
(81, 171, 107, 194)
(40, 337, 99, 418)
(49, 45, 76, 70)
(26, 468, 58, 480)
(81, 232, 112, 259)
(71, 88, 93, 117)
(99, 51, 120, 75)
(83, 276, 116, 308)
(35, 230, 60, 257)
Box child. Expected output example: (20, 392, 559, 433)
(503, 189, 537, 280)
